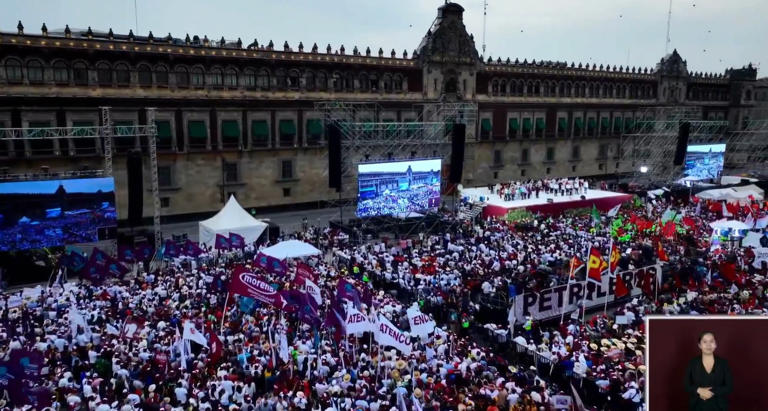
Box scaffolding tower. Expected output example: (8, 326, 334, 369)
(619, 106, 728, 183)
(725, 107, 768, 177)
(0, 108, 162, 251)
(315, 101, 477, 212)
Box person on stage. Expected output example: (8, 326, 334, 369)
(684, 331, 733, 411)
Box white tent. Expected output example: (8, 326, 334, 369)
(695, 184, 764, 205)
(198, 196, 268, 248)
(721, 176, 758, 185)
(708, 220, 750, 231)
(260, 240, 322, 260)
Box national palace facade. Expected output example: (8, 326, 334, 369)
(0, 3, 759, 223)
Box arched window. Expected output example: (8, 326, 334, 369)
(608, 84, 614, 98)
(26, 60, 44, 84)
(393, 75, 403, 92)
(53, 61, 69, 84)
(274, 69, 287, 89)
(73, 62, 88, 85)
(588, 84, 594, 98)
(288, 69, 300, 89)
(257, 69, 270, 89)
(534, 81, 541, 96)
(96, 62, 112, 85)
(332, 72, 343, 92)
(243, 69, 256, 89)
(550, 82, 556, 96)
(499, 79, 507, 96)
(208, 68, 223, 87)
(190, 67, 204, 87)
(304, 71, 316, 90)
(344, 72, 354, 91)
(4, 58, 22, 83)
(174, 67, 190, 87)
(114, 63, 131, 85)
(369, 74, 378, 92)
(566, 82, 573, 97)
(224, 69, 238, 88)
(358, 73, 369, 92)
(558, 82, 565, 97)
(137, 64, 153, 86)
(491, 80, 499, 96)
(317, 72, 328, 90)
(155, 65, 168, 86)
(383, 74, 393, 93)
(526, 81, 534, 97)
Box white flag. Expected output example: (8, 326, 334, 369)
(105, 324, 120, 336)
(68, 308, 91, 339)
(303, 278, 323, 306)
(345, 304, 375, 335)
(279, 329, 290, 363)
(606, 204, 621, 218)
(755, 216, 768, 229)
(722, 201, 732, 217)
(182, 321, 208, 347)
(374, 314, 412, 355)
(406, 305, 436, 339)
(745, 214, 755, 229)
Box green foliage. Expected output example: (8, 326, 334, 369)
(505, 208, 535, 222)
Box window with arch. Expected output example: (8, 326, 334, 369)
(155, 66, 168, 86)
(257, 69, 270, 89)
(114, 63, 130, 86)
(4, 58, 22, 83)
(224, 69, 238, 88)
(175, 67, 190, 87)
(588, 84, 595, 98)
(332, 72, 343, 92)
(608, 84, 614, 98)
(304, 71, 316, 90)
(344, 72, 354, 91)
(96, 62, 112, 85)
(137, 64, 153, 86)
(317, 72, 328, 90)
(208, 68, 223, 87)
(534, 82, 541, 96)
(558, 82, 565, 97)
(526, 81, 534, 97)
(243, 69, 256, 89)
(491, 80, 499, 96)
(499, 79, 507, 96)
(53, 61, 69, 84)
(369, 74, 378, 91)
(358, 73, 369, 92)
(274, 69, 287, 89)
(190, 67, 204, 87)
(73, 62, 88, 85)
(288, 70, 300, 89)
(393, 75, 403, 92)
(515, 81, 524, 96)
(383, 74, 393, 93)
(26, 60, 44, 84)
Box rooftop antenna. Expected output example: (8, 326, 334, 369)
(665, 0, 672, 54)
(482, 0, 488, 56)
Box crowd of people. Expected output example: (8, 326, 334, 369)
(485, 179, 593, 203)
(356, 186, 441, 218)
(0, 187, 766, 410)
(0, 211, 116, 252)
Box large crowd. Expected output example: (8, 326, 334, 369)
(0, 188, 766, 410)
(356, 185, 440, 218)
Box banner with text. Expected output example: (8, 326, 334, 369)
(513, 264, 663, 321)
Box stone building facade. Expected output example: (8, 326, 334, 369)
(0, 3, 759, 222)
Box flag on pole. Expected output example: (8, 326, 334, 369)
(208, 328, 223, 364)
(569, 256, 585, 279)
(606, 204, 621, 218)
(590, 204, 601, 225)
(215, 234, 231, 250)
(117, 245, 136, 263)
(164, 239, 180, 258)
(229, 232, 245, 249)
(614, 275, 629, 298)
(586, 248, 605, 283)
(182, 240, 204, 257)
(182, 321, 208, 347)
(657, 242, 669, 262)
(609, 244, 620, 275)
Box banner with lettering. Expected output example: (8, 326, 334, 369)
(406, 305, 436, 339)
(344, 305, 374, 335)
(513, 264, 663, 321)
(752, 248, 768, 268)
(229, 265, 285, 308)
(374, 314, 412, 355)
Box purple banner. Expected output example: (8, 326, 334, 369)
(229, 265, 285, 308)
(229, 232, 245, 248)
(215, 233, 231, 250)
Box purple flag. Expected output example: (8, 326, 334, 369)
(0, 360, 16, 387)
(215, 233, 231, 250)
(254, 252, 270, 270)
(164, 239, 180, 258)
(63, 250, 87, 272)
(336, 278, 361, 309)
(298, 292, 321, 327)
(83, 247, 110, 284)
(229, 265, 285, 308)
(229, 232, 245, 249)
(23, 385, 52, 408)
(267, 255, 288, 276)
(280, 289, 304, 313)
(136, 243, 154, 261)
(183, 240, 204, 257)
(118, 245, 136, 263)
(105, 256, 130, 279)
(9, 349, 44, 381)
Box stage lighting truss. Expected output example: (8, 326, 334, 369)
(725, 115, 768, 176)
(619, 106, 729, 183)
(0, 107, 162, 251)
(315, 101, 478, 201)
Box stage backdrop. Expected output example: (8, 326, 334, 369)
(647, 317, 768, 411)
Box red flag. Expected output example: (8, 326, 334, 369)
(615, 275, 629, 298)
(609, 244, 620, 275)
(662, 220, 676, 239)
(682, 216, 696, 228)
(569, 256, 584, 279)
(725, 202, 739, 217)
(296, 262, 318, 283)
(657, 242, 669, 262)
(586, 248, 605, 283)
(208, 329, 223, 364)
(642, 270, 654, 296)
(718, 261, 737, 282)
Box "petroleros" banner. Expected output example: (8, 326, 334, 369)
(513, 264, 662, 321)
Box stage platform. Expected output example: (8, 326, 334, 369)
(460, 187, 633, 218)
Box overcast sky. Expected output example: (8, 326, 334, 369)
(2, 0, 764, 76)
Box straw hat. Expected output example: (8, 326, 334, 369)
(343, 374, 351, 382)
(616, 342, 626, 350)
(625, 363, 636, 370)
(628, 338, 637, 344)
(413, 388, 423, 399)
(589, 343, 598, 350)
(600, 347, 609, 353)
(508, 365, 518, 373)
(395, 359, 407, 370)
(611, 339, 622, 346)
(638, 365, 647, 373)
(600, 339, 611, 347)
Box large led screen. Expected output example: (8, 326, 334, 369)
(357, 159, 441, 218)
(0, 177, 117, 251)
(683, 144, 726, 180)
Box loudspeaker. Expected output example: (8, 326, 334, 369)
(673, 121, 691, 166)
(126, 149, 144, 227)
(328, 123, 342, 190)
(449, 123, 466, 184)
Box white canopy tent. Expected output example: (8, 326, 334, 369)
(198, 196, 268, 248)
(260, 239, 322, 260)
(721, 176, 758, 185)
(695, 184, 764, 205)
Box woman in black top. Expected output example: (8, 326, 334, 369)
(684, 331, 733, 410)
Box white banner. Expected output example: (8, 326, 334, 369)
(407, 305, 436, 339)
(182, 321, 208, 347)
(345, 305, 374, 335)
(303, 278, 323, 306)
(375, 314, 412, 355)
(513, 264, 663, 321)
(753, 248, 768, 269)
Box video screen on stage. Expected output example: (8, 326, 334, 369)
(683, 144, 726, 180)
(356, 159, 442, 218)
(0, 177, 117, 251)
